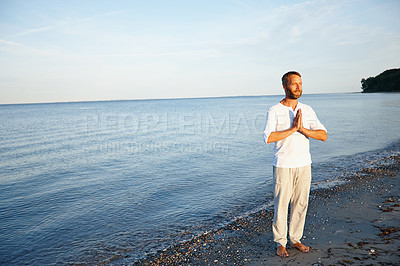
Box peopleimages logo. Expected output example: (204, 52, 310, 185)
(86, 112, 266, 136)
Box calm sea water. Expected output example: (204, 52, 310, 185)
(0, 93, 399, 264)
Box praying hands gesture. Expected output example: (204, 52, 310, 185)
(266, 108, 327, 143)
(293, 109, 327, 141)
(293, 109, 303, 132)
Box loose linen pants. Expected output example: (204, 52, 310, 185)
(272, 165, 311, 247)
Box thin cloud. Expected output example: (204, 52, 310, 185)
(0, 39, 60, 55)
(5, 10, 122, 40)
(85, 48, 222, 59)
(0, 39, 24, 47)
(6, 25, 57, 39)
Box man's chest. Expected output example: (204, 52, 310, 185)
(274, 110, 314, 131)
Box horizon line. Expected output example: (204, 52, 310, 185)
(0, 92, 360, 106)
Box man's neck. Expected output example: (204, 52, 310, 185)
(280, 98, 298, 111)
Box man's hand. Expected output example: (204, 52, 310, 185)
(293, 109, 303, 131)
(294, 108, 327, 141)
(267, 108, 327, 143)
(267, 109, 303, 143)
(294, 109, 327, 141)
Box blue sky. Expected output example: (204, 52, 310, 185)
(0, 0, 399, 104)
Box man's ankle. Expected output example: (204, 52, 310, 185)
(277, 243, 287, 248)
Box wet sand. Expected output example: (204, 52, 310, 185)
(137, 155, 400, 265)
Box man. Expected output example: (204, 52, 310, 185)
(264, 71, 327, 257)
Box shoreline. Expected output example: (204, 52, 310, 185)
(134, 154, 400, 265)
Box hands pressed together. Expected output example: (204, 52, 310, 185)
(267, 108, 327, 143)
(293, 108, 327, 141)
(293, 109, 304, 132)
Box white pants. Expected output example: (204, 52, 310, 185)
(272, 165, 311, 247)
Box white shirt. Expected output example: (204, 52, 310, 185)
(264, 102, 327, 168)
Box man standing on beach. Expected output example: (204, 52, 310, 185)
(264, 71, 327, 257)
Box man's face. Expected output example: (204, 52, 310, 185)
(284, 74, 302, 99)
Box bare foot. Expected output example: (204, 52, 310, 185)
(291, 242, 310, 253)
(277, 246, 289, 257)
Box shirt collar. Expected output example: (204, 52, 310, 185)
(280, 101, 302, 112)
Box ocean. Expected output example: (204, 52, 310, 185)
(0, 92, 399, 264)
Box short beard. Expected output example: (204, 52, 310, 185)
(285, 88, 302, 99)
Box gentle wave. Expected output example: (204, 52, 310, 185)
(1, 93, 399, 264)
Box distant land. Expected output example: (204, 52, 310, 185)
(361, 68, 400, 93)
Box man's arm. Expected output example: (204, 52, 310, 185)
(267, 109, 327, 143)
(299, 128, 327, 141)
(266, 110, 302, 144)
(298, 109, 327, 141)
(266, 127, 297, 144)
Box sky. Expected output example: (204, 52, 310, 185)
(0, 0, 399, 104)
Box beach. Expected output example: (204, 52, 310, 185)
(1, 94, 400, 264)
(137, 154, 400, 265)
